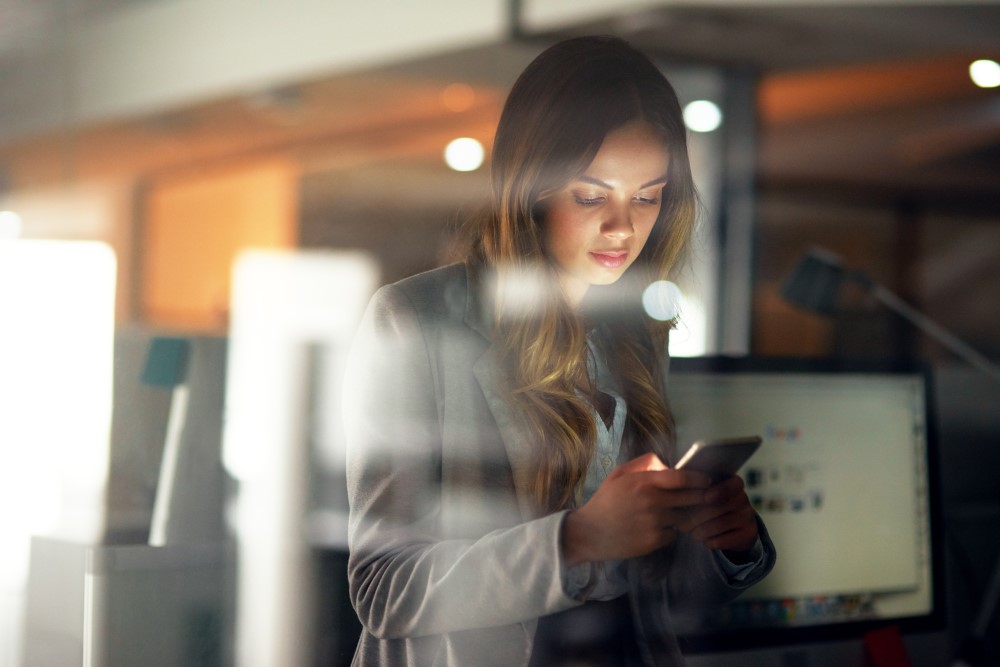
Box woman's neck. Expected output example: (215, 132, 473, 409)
(557, 272, 590, 309)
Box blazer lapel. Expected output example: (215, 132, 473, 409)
(472, 348, 539, 521)
(463, 264, 539, 521)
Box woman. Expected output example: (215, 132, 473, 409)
(344, 35, 776, 666)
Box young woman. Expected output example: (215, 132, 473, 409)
(344, 36, 776, 666)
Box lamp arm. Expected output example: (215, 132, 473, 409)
(864, 282, 1000, 386)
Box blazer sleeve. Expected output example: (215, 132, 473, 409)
(661, 516, 777, 612)
(344, 284, 580, 640)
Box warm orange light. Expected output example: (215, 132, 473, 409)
(441, 83, 476, 112)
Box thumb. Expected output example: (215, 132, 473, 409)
(609, 452, 668, 479)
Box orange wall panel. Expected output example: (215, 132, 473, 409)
(143, 159, 298, 332)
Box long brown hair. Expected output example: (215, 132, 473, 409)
(470, 36, 698, 514)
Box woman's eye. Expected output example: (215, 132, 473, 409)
(635, 195, 661, 205)
(573, 195, 604, 206)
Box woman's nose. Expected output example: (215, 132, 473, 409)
(601, 208, 634, 239)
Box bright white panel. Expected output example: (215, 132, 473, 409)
(224, 249, 377, 667)
(0, 240, 116, 667)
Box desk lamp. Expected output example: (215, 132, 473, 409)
(781, 246, 1000, 666)
(782, 247, 1000, 384)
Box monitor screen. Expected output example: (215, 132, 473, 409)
(667, 357, 944, 652)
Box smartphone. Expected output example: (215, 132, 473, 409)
(674, 436, 762, 482)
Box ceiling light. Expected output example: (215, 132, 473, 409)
(683, 100, 723, 133)
(969, 59, 1000, 88)
(444, 138, 484, 172)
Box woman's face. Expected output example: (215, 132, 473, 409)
(539, 120, 670, 306)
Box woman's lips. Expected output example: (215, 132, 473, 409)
(589, 250, 629, 269)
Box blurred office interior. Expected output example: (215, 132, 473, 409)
(0, 1, 998, 666)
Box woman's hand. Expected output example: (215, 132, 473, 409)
(561, 453, 711, 566)
(677, 475, 759, 559)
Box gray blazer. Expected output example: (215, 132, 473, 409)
(344, 263, 775, 666)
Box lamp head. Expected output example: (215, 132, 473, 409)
(780, 247, 850, 316)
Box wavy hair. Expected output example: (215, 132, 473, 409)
(470, 36, 698, 513)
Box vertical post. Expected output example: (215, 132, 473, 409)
(507, 0, 525, 40)
(892, 197, 923, 359)
(716, 68, 759, 356)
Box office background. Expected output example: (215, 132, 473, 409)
(1, 1, 998, 665)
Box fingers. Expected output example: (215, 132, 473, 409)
(609, 452, 667, 479)
(609, 457, 713, 513)
(684, 482, 750, 528)
(704, 475, 745, 505)
(688, 503, 756, 542)
(700, 521, 758, 553)
(653, 488, 709, 509)
(595, 462, 759, 557)
(643, 468, 712, 492)
(680, 478, 759, 552)
(611, 454, 712, 490)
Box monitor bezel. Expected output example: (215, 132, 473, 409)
(668, 355, 947, 653)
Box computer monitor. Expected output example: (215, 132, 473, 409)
(667, 356, 945, 661)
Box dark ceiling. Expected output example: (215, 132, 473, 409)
(532, 4, 1000, 72)
(534, 4, 1000, 209)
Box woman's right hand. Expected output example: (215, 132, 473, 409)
(561, 453, 711, 566)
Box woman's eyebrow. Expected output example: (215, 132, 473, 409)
(578, 174, 669, 189)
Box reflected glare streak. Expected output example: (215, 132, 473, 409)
(491, 266, 560, 319)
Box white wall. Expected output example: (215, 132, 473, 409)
(0, 0, 507, 142)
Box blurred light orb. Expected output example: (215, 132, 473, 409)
(0, 210, 23, 239)
(642, 280, 683, 321)
(683, 100, 723, 133)
(969, 59, 1000, 88)
(444, 137, 484, 172)
(441, 83, 476, 112)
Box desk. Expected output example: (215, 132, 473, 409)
(22, 538, 232, 667)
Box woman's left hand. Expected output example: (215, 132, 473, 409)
(677, 475, 758, 558)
